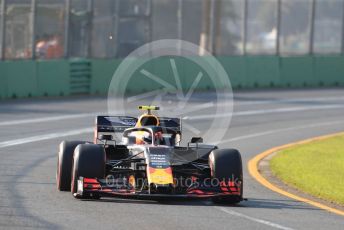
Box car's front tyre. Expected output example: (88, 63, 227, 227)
(71, 144, 106, 199)
(57, 141, 85, 191)
(209, 149, 243, 204)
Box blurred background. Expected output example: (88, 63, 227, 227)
(0, 0, 343, 99)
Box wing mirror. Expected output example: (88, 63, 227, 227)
(99, 134, 113, 141)
(191, 137, 203, 143)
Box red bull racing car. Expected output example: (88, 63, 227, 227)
(56, 106, 243, 204)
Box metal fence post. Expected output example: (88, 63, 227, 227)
(200, 0, 210, 55)
(276, 0, 281, 55)
(242, 0, 248, 55)
(342, 0, 344, 54)
(113, 0, 119, 57)
(63, 0, 70, 58)
(309, 0, 316, 55)
(208, 0, 215, 54)
(147, 0, 152, 58)
(214, 0, 222, 55)
(87, 0, 94, 58)
(177, 0, 182, 55)
(0, 0, 5, 60)
(30, 0, 37, 59)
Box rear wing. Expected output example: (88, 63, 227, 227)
(158, 117, 182, 133)
(94, 116, 182, 143)
(96, 116, 137, 133)
(94, 116, 137, 143)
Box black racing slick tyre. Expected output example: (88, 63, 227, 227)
(71, 144, 106, 198)
(57, 141, 85, 191)
(209, 149, 243, 204)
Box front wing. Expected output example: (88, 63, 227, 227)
(75, 177, 242, 200)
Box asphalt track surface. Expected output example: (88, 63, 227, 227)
(0, 89, 344, 230)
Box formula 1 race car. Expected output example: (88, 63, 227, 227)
(56, 106, 243, 204)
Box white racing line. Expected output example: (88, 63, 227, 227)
(218, 120, 344, 144)
(0, 111, 108, 127)
(183, 104, 344, 121)
(234, 96, 344, 106)
(0, 109, 135, 127)
(0, 128, 93, 148)
(1, 104, 342, 127)
(0, 96, 343, 127)
(214, 206, 295, 230)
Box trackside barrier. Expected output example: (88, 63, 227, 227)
(37, 60, 70, 97)
(280, 56, 315, 87)
(91, 59, 121, 95)
(314, 56, 344, 87)
(5, 60, 38, 98)
(0, 56, 343, 99)
(0, 62, 6, 99)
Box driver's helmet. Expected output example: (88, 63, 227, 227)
(133, 114, 159, 145)
(136, 114, 159, 127)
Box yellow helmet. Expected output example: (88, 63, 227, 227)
(135, 106, 160, 127)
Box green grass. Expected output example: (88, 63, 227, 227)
(270, 134, 344, 206)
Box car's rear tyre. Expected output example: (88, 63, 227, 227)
(209, 149, 243, 204)
(57, 141, 85, 191)
(71, 144, 105, 199)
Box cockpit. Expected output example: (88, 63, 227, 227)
(122, 127, 178, 146)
